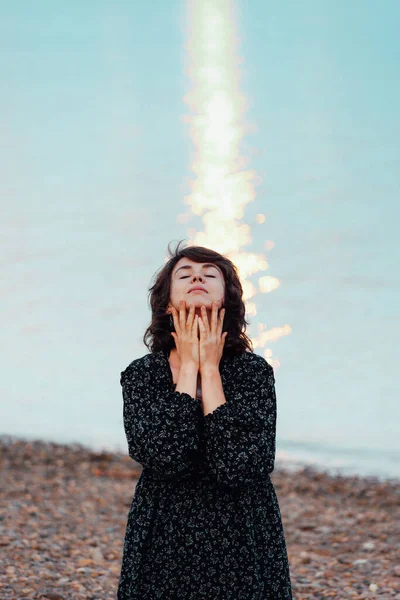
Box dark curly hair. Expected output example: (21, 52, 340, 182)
(143, 239, 253, 357)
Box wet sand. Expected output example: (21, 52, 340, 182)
(1, 436, 399, 599)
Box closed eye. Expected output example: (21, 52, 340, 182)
(180, 275, 216, 279)
(180, 276, 189, 279)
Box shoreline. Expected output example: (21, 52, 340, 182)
(1, 436, 399, 599)
(3, 432, 398, 484)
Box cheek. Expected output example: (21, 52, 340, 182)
(169, 283, 177, 300)
(170, 281, 184, 302)
(214, 281, 225, 299)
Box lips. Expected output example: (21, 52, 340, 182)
(188, 287, 207, 293)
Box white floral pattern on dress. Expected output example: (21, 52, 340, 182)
(117, 349, 292, 599)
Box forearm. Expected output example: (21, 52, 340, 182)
(200, 366, 226, 416)
(121, 364, 203, 479)
(200, 359, 277, 488)
(175, 362, 198, 399)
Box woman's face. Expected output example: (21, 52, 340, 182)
(167, 258, 225, 318)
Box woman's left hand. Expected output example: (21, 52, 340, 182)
(198, 302, 227, 374)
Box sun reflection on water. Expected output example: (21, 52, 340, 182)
(182, 0, 291, 366)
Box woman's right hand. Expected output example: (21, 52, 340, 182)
(170, 301, 199, 370)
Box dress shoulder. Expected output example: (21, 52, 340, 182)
(120, 352, 157, 385)
(233, 350, 274, 376)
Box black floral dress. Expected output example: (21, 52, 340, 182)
(117, 349, 292, 599)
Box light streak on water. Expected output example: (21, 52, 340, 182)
(182, 0, 291, 365)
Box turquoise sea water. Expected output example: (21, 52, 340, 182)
(1, 1, 399, 480)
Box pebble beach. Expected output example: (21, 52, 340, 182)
(1, 436, 399, 600)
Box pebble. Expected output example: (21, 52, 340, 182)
(299, 551, 311, 564)
(363, 540, 376, 551)
(1, 436, 399, 600)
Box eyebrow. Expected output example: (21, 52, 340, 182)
(174, 263, 220, 275)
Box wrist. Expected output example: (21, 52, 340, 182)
(180, 361, 199, 374)
(200, 364, 220, 378)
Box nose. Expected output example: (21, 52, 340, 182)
(191, 274, 204, 282)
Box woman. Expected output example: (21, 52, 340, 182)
(117, 241, 292, 599)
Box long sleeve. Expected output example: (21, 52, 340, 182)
(201, 355, 277, 489)
(121, 359, 203, 479)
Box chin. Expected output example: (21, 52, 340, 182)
(188, 298, 212, 306)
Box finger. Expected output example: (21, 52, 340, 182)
(219, 331, 227, 347)
(179, 300, 186, 329)
(198, 315, 205, 338)
(186, 303, 195, 330)
(192, 314, 199, 337)
(217, 307, 225, 338)
(171, 307, 180, 333)
(211, 301, 218, 335)
(201, 305, 210, 333)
